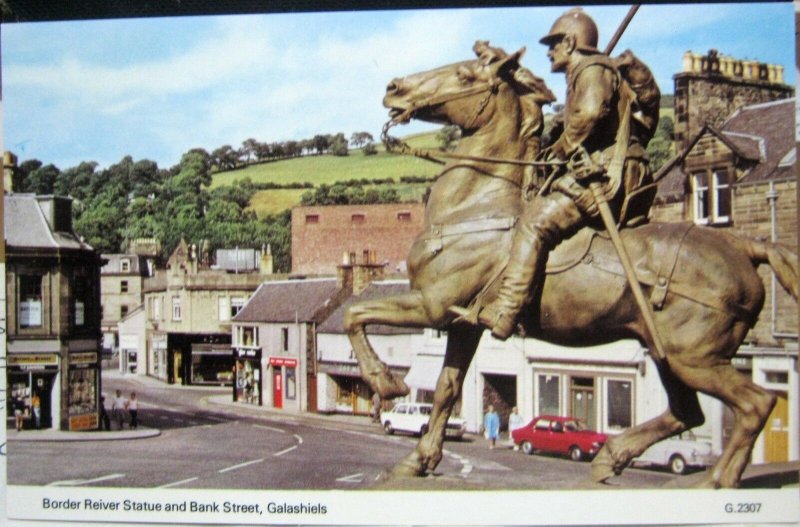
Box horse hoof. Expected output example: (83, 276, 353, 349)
(391, 459, 425, 478)
(591, 449, 617, 483)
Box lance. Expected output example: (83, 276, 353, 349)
(590, 4, 668, 362)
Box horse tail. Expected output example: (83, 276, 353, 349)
(742, 239, 799, 300)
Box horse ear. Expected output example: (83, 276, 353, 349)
(495, 47, 525, 77)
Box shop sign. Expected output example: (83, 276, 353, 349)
(69, 413, 98, 431)
(70, 352, 98, 366)
(236, 348, 261, 358)
(269, 356, 298, 368)
(8, 354, 59, 370)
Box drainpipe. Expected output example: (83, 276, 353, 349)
(766, 182, 798, 339)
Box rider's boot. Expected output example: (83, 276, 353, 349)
(477, 230, 546, 340)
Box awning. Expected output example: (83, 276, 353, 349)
(403, 354, 444, 391)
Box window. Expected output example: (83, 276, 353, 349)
(606, 379, 632, 430)
(120, 258, 131, 272)
(150, 296, 162, 321)
(692, 168, 731, 225)
(305, 214, 319, 224)
(397, 211, 412, 222)
(172, 297, 182, 321)
(351, 213, 365, 224)
(231, 297, 246, 318)
(281, 327, 289, 351)
(120, 305, 129, 319)
(240, 326, 258, 347)
(285, 368, 296, 400)
(218, 297, 230, 322)
(537, 374, 560, 416)
(120, 280, 129, 293)
(19, 274, 43, 328)
(72, 273, 90, 327)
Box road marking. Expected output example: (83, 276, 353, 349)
(253, 424, 285, 433)
(218, 458, 264, 473)
(157, 477, 199, 489)
(273, 445, 298, 457)
(443, 450, 474, 477)
(47, 473, 125, 487)
(336, 473, 364, 483)
(293, 434, 303, 444)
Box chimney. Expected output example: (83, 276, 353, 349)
(260, 244, 274, 275)
(3, 151, 24, 193)
(337, 251, 354, 292)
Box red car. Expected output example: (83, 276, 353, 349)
(511, 415, 608, 461)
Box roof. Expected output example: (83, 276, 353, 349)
(101, 254, 149, 275)
(233, 278, 343, 324)
(4, 193, 91, 251)
(318, 280, 424, 335)
(655, 97, 795, 202)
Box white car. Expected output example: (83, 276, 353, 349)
(632, 431, 717, 474)
(380, 402, 467, 439)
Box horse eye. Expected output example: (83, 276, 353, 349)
(457, 66, 475, 84)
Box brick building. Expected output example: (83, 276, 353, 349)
(653, 91, 797, 463)
(291, 203, 425, 275)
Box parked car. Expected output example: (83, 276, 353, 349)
(511, 415, 608, 461)
(380, 402, 467, 439)
(632, 431, 716, 474)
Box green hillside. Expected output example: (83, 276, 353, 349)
(213, 131, 443, 218)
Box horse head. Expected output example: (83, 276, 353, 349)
(383, 40, 555, 139)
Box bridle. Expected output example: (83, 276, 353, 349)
(381, 74, 564, 169)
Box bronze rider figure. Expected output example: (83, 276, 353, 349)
(475, 8, 657, 340)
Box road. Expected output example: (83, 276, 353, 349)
(7, 370, 680, 490)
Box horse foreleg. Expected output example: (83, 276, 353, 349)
(592, 362, 705, 482)
(345, 292, 431, 399)
(393, 325, 482, 477)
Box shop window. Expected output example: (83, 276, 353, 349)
(692, 168, 731, 225)
(281, 327, 289, 351)
(19, 274, 44, 328)
(172, 297, 182, 321)
(537, 374, 560, 416)
(285, 368, 296, 400)
(606, 379, 632, 430)
(120, 280, 129, 293)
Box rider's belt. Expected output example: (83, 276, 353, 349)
(422, 216, 517, 254)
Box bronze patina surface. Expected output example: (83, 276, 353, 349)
(344, 35, 798, 489)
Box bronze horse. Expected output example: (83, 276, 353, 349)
(343, 42, 798, 488)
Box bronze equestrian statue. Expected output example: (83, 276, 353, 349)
(344, 11, 798, 489)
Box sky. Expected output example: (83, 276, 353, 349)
(1, 2, 795, 170)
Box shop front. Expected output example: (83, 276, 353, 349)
(149, 333, 168, 381)
(7, 353, 59, 430)
(191, 343, 235, 385)
(119, 334, 138, 374)
(233, 348, 262, 405)
(67, 352, 100, 431)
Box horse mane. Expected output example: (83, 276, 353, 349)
(473, 40, 555, 158)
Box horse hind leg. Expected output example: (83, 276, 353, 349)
(593, 362, 705, 483)
(670, 360, 775, 488)
(393, 324, 482, 478)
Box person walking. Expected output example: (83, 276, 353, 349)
(508, 406, 525, 449)
(127, 392, 139, 429)
(31, 392, 42, 429)
(111, 389, 127, 430)
(99, 395, 111, 431)
(483, 405, 500, 450)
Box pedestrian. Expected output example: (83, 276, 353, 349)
(111, 389, 127, 430)
(31, 392, 41, 429)
(371, 392, 382, 423)
(508, 406, 525, 450)
(483, 405, 500, 450)
(127, 392, 139, 429)
(99, 395, 111, 431)
(13, 393, 26, 432)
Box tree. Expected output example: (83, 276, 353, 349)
(646, 115, 675, 172)
(211, 145, 237, 171)
(436, 125, 461, 151)
(330, 133, 349, 156)
(350, 132, 374, 148)
(25, 163, 61, 195)
(363, 142, 378, 156)
(312, 134, 330, 155)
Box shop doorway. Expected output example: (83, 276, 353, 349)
(764, 391, 789, 463)
(482, 374, 517, 431)
(7, 370, 56, 430)
(273, 370, 283, 409)
(570, 377, 596, 429)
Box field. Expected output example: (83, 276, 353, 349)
(212, 131, 442, 217)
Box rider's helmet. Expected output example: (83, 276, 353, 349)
(539, 8, 599, 53)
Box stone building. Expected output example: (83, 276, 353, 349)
(653, 95, 797, 464)
(291, 203, 425, 275)
(100, 253, 153, 371)
(5, 193, 104, 431)
(142, 238, 270, 384)
(673, 49, 792, 150)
